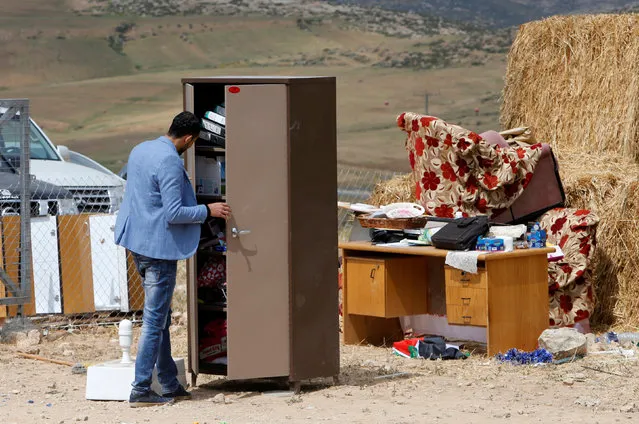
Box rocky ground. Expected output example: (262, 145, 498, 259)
(1, 316, 639, 423)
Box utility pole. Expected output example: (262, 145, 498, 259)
(415, 90, 437, 115)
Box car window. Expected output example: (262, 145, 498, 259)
(0, 118, 59, 160)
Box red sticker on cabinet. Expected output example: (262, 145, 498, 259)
(228, 86, 240, 94)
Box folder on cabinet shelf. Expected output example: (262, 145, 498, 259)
(201, 118, 226, 137)
(204, 111, 226, 126)
(199, 130, 225, 148)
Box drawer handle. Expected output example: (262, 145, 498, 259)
(461, 297, 471, 305)
(370, 265, 379, 279)
(462, 315, 472, 323)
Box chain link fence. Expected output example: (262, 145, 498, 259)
(27, 184, 139, 323)
(337, 166, 405, 242)
(0, 98, 138, 328)
(0, 99, 33, 320)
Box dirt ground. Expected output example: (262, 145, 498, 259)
(1, 320, 638, 424)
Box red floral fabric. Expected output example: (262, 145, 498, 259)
(197, 256, 226, 288)
(398, 113, 543, 218)
(539, 208, 599, 327)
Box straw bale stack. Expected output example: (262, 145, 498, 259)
(500, 14, 639, 161)
(555, 151, 639, 327)
(368, 173, 416, 206)
(500, 14, 639, 327)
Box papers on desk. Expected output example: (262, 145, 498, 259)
(374, 239, 430, 248)
(337, 201, 381, 214)
(374, 240, 562, 274)
(547, 244, 564, 262)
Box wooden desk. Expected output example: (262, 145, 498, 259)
(339, 241, 554, 356)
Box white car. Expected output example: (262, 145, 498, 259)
(0, 107, 125, 214)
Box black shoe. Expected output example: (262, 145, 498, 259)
(129, 390, 175, 408)
(162, 385, 192, 400)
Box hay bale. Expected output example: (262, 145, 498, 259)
(557, 151, 639, 328)
(501, 14, 639, 161)
(367, 173, 416, 206)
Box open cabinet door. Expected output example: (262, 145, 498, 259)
(226, 84, 290, 380)
(184, 82, 199, 378)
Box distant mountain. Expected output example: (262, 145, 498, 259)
(323, 0, 639, 27)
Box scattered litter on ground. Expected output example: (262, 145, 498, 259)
(581, 365, 628, 378)
(496, 348, 553, 365)
(392, 336, 467, 360)
(263, 391, 295, 397)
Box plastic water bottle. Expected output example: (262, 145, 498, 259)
(616, 332, 639, 346)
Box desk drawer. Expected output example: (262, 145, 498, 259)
(445, 286, 487, 326)
(345, 256, 428, 318)
(445, 266, 487, 289)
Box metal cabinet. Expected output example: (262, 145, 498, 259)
(183, 76, 339, 389)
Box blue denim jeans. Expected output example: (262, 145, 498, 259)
(131, 253, 180, 395)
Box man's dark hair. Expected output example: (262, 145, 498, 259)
(167, 111, 201, 138)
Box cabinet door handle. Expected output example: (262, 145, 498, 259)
(231, 228, 251, 238)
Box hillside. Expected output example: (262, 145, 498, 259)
(325, 0, 639, 27)
(79, 0, 478, 36)
(1, 0, 514, 86)
(0, 0, 511, 172)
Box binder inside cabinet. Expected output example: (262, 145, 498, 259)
(183, 76, 339, 390)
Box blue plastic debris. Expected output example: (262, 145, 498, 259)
(27, 400, 34, 404)
(605, 331, 619, 343)
(496, 348, 553, 364)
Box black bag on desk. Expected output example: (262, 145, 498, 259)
(430, 215, 490, 250)
(370, 229, 404, 244)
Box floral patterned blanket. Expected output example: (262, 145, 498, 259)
(540, 208, 599, 327)
(398, 112, 543, 218)
(394, 112, 598, 327)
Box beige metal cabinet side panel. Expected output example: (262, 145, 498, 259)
(226, 84, 290, 380)
(183, 83, 199, 377)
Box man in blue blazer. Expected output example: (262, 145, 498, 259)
(115, 111, 230, 407)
